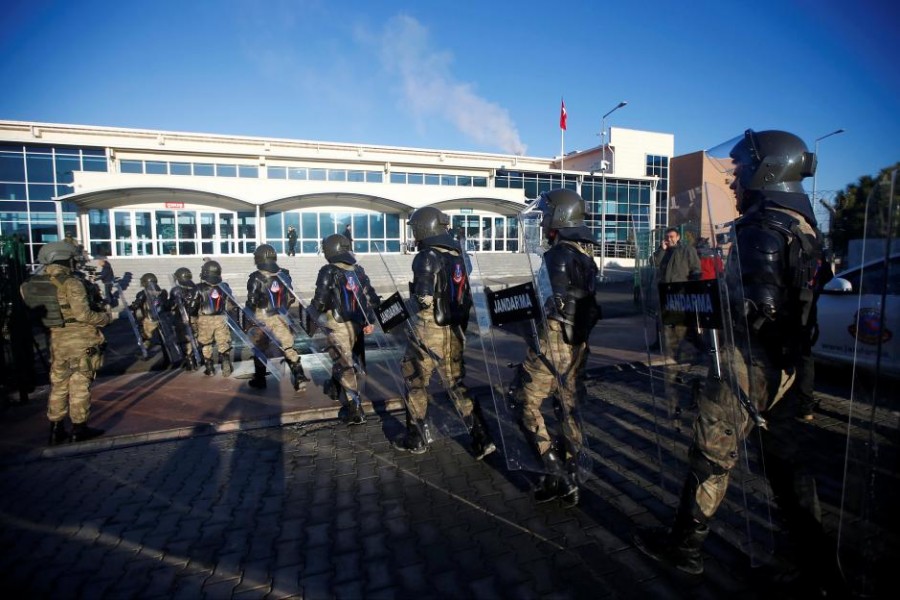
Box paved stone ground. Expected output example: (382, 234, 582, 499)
(1, 364, 895, 599)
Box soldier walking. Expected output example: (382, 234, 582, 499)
(194, 261, 234, 377)
(169, 267, 201, 371)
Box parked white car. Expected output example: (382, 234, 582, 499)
(812, 255, 900, 377)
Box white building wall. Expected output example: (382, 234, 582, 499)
(609, 127, 674, 177)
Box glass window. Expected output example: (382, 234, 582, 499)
(425, 174, 440, 186)
(348, 170, 365, 182)
(0, 183, 26, 199)
(114, 212, 132, 254)
(194, 163, 214, 176)
(135, 212, 153, 255)
(54, 155, 80, 184)
(82, 155, 107, 172)
(216, 164, 237, 177)
(27, 184, 54, 200)
(26, 152, 54, 182)
(309, 168, 326, 181)
(265, 211, 283, 241)
(386, 214, 400, 238)
(441, 175, 454, 186)
(458, 176, 472, 187)
(145, 161, 167, 175)
(302, 241, 318, 254)
(328, 169, 347, 182)
(288, 167, 307, 180)
(156, 210, 176, 240)
(0, 152, 25, 181)
(268, 166, 286, 179)
(29, 201, 56, 212)
(120, 160, 143, 174)
(200, 213, 215, 239)
(408, 173, 423, 185)
(88, 209, 111, 239)
(170, 162, 191, 175)
(369, 214, 385, 237)
(178, 211, 197, 240)
(302, 212, 318, 238)
(353, 213, 369, 238)
(319, 212, 335, 236)
(366, 171, 383, 183)
(390, 173, 405, 184)
(219, 213, 235, 253)
(237, 211, 256, 246)
(473, 176, 487, 187)
(238, 165, 258, 178)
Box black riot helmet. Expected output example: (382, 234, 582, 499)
(140, 273, 159, 288)
(173, 267, 193, 286)
(37, 241, 77, 267)
(408, 206, 450, 242)
(253, 244, 279, 272)
(321, 234, 356, 265)
(534, 189, 593, 243)
(200, 260, 222, 285)
(730, 130, 816, 203)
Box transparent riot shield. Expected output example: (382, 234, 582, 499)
(216, 282, 283, 381)
(836, 168, 898, 596)
(699, 181, 777, 567)
(144, 284, 183, 364)
(109, 280, 148, 359)
(466, 251, 541, 471)
(371, 242, 467, 440)
(513, 205, 593, 480)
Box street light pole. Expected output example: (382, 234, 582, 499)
(811, 128, 845, 208)
(599, 101, 627, 280)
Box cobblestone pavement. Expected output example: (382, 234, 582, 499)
(0, 366, 895, 599)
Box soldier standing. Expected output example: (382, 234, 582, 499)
(193, 261, 234, 377)
(309, 234, 380, 425)
(169, 267, 201, 371)
(392, 207, 496, 460)
(21, 242, 110, 444)
(519, 190, 601, 507)
(130, 273, 167, 353)
(245, 244, 309, 391)
(634, 130, 844, 595)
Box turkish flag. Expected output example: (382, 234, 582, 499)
(560, 99, 567, 131)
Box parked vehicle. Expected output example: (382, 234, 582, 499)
(812, 254, 900, 377)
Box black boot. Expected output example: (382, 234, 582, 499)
(634, 520, 709, 575)
(466, 412, 496, 461)
(203, 358, 215, 376)
(220, 354, 233, 377)
(393, 415, 427, 454)
(534, 449, 579, 506)
(248, 358, 267, 389)
(48, 421, 69, 446)
(343, 390, 367, 426)
(323, 376, 342, 401)
(70, 422, 104, 443)
(183, 353, 198, 371)
(289, 359, 309, 392)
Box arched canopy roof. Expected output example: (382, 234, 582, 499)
(59, 187, 254, 212)
(429, 197, 525, 215)
(264, 192, 412, 214)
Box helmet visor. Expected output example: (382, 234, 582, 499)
(705, 133, 745, 175)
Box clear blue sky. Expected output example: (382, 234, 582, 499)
(2, 0, 897, 207)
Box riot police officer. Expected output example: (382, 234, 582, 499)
(169, 267, 201, 371)
(245, 244, 309, 391)
(130, 273, 167, 354)
(193, 260, 234, 377)
(20, 242, 110, 444)
(310, 234, 380, 425)
(634, 130, 843, 594)
(393, 207, 496, 460)
(519, 189, 600, 507)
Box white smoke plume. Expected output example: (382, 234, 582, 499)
(375, 15, 526, 156)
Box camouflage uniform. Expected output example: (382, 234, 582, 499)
(194, 283, 233, 361)
(44, 263, 111, 427)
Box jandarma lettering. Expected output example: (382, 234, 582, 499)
(380, 303, 403, 320)
(665, 293, 713, 314)
(493, 293, 534, 313)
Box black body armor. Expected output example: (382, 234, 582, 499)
(311, 264, 378, 325)
(246, 270, 294, 314)
(410, 245, 471, 327)
(131, 284, 167, 321)
(170, 282, 200, 318)
(195, 283, 229, 316)
(544, 240, 600, 345)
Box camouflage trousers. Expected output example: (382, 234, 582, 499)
(688, 341, 818, 522)
(175, 316, 199, 359)
(47, 325, 105, 424)
(197, 314, 231, 360)
(324, 316, 363, 395)
(520, 320, 588, 457)
(139, 317, 159, 344)
(251, 311, 300, 363)
(400, 311, 473, 422)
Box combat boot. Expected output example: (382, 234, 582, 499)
(183, 353, 198, 371)
(203, 358, 215, 376)
(248, 358, 267, 389)
(466, 413, 496, 461)
(70, 422, 105, 443)
(323, 376, 342, 401)
(534, 449, 579, 506)
(392, 416, 427, 454)
(344, 390, 367, 426)
(289, 360, 309, 392)
(220, 354, 233, 377)
(48, 421, 69, 446)
(633, 520, 709, 575)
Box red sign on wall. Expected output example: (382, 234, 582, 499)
(165, 202, 184, 209)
